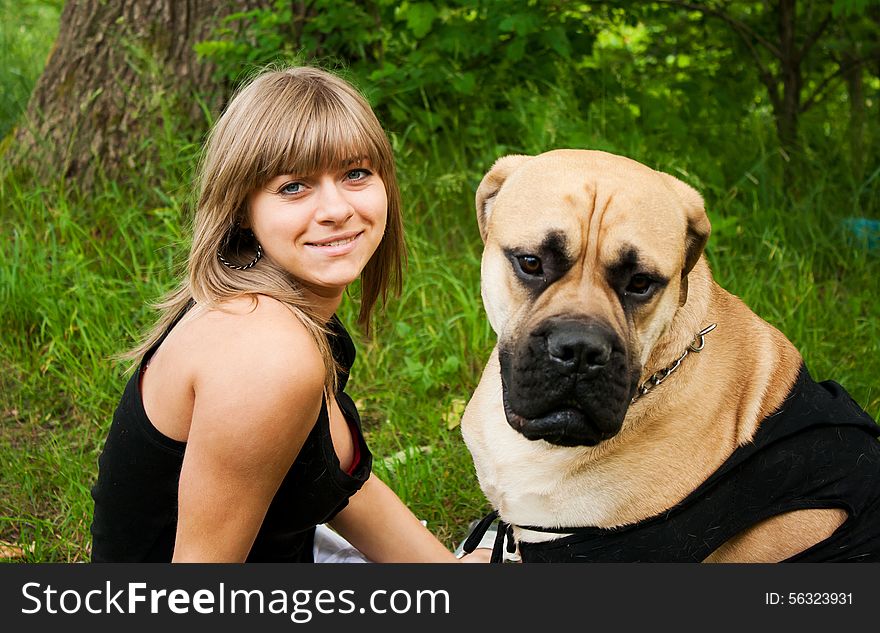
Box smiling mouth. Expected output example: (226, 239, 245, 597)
(306, 232, 363, 248)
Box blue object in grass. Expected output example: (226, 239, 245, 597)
(842, 217, 880, 252)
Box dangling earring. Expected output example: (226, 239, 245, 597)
(218, 229, 263, 270)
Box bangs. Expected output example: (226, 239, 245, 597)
(257, 86, 386, 181)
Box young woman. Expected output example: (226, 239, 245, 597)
(90, 66, 474, 563)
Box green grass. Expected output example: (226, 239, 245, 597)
(1, 4, 878, 563)
(0, 0, 62, 142)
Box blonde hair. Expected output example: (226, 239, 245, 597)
(127, 66, 405, 390)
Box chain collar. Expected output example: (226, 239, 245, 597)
(631, 323, 717, 403)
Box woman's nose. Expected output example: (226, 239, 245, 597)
(315, 177, 354, 223)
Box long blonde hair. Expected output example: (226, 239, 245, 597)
(127, 66, 405, 390)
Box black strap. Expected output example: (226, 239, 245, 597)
(491, 519, 507, 563)
(517, 524, 580, 534)
(462, 510, 518, 563)
(462, 510, 497, 553)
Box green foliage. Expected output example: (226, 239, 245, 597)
(196, 0, 880, 203)
(0, 0, 62, 141)
(832, 0, 880, 16)
(198, 0, 597, 168)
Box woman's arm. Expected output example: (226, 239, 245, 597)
(328, 474, 456, 562)
(328, 473, 474, 563)
(171, 300, 326, 562)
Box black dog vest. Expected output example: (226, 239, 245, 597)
(465, 366, 880, 562)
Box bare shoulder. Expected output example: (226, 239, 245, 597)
(186, 295, 324, 378)
(182, 295, 327, 448)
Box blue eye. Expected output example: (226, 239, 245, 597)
(346, 168, 371, 181)
(280, 181, 305, 195)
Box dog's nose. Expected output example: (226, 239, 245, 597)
(543, 320, 613, 375)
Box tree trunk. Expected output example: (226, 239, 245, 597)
(842, 50, 866, 181)
(10, 0, 264, 189)
(776, 0, 800, 189)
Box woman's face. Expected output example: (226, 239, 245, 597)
(245, 160, 388, 305)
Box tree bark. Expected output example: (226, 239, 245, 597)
(842, 50, 866, 180)
(10, 0, 264, 189)
(775, 0, 800, 161)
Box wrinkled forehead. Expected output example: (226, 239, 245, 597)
(488, 153, 688, 276)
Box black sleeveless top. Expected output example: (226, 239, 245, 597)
(513, 366, 880, 562)
(90, 312, 372, 562)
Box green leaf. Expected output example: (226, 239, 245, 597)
(440, 355, 460, 373)
(505, 38, 526, 62)
(450, 71, 476, 95)
(499, 13, 537, 36)
(543, 27, 572, 58)
(832, 0, 879, 17)
(442, 399, 467, 430)
(403, 3, 439, 38)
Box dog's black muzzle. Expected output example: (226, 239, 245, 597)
(499, 317, 638, 446)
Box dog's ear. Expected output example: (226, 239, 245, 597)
(475, 154, 532, 242)
(660, 173, 711, 305)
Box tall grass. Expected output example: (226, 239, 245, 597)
(1, 5, 877, 562)
(0, 0, 62, 142)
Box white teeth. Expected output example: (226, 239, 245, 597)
(313, 235, 356, 247)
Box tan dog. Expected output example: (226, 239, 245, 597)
(461, 149, 876, 563)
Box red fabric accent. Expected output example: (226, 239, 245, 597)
(345, 416, 361, 476)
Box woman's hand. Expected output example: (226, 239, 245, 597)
(458, 548, 493, 563)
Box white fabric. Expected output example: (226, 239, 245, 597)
(312, 524, 371, 563)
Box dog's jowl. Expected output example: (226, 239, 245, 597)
(461, 149, 880, 563)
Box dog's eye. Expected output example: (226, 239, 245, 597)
(516, 255, 544, 277)
(625, 274, 653, 295)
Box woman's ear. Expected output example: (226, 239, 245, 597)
(238, 200, 252, 230)
(475, 154, 532, 243)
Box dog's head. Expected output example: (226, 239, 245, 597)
(475, 149, 710, 447)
